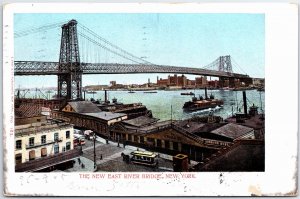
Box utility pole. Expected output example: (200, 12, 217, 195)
(171, 105, 173, 124)
(93, 132, 97, 171)
(259, 91, 263, 113)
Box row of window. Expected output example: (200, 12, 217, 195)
(54, 142, 71, 154)
(15, 131, 70, 149)
(15, 142, 72, 164)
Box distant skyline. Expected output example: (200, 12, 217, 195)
(14, 13, 265, 88)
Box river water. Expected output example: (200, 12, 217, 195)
(86, 89, 265, 121)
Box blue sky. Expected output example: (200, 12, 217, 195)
(14, 13, 264, 88)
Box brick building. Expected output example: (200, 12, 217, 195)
(157, 75, 208, 88)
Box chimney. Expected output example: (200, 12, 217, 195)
(204, 87, 208, 99)
(243, 91, 247, 116)
(104, 90, 108, 103)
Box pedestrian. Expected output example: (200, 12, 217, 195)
(100, 154, 103, 160)
(80, 145, 83, 155)
(81, 163, 85, 169)
(78, 157, 81, 164)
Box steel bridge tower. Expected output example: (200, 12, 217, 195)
(58, 19, 82, 100)
(218, 55, 232, 73)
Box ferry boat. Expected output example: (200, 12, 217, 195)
(183, 87, 223, 112)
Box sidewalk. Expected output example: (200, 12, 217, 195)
(64, 156, 95, 172)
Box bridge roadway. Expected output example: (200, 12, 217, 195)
(14, 61, 249, 78)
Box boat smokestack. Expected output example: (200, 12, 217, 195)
(205, 87, 208, 99)
(104, 90, 108, 103)
(242, 91, 247, 116)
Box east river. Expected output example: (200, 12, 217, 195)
(86, 89, 265, 121)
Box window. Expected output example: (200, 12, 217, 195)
(147, 137, 154, 143)
(156, 139, 162, 148)
(29, 150, 35, 160)
(15, 154, 22, 164)
(140, 136, 144, 144)
(165, 140, 170, 149)
(41, 135, 46, 144)
(41, 148, 47, 157)
(66, 142, 71, 151)
(16, 140, 22, 149)
(54, 133, 59, 141)
(173, 142, 178, 151)
(128, 134, 132, 141)
(66, 131, 70, 139)
(29, 137, 34, 146)
(54, 144, 59, 154)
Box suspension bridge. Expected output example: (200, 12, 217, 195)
(14, 19, 252, 100)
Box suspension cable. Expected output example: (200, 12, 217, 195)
(78, 32, 142, 64)
(231, 57, 247, 74)
(77, 23, 152, 65)
(14, 21, 67, 38)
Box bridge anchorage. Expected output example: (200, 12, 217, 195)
(14, 19, 252, 101)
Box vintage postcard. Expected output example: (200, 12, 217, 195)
(3, 2, 298, 196)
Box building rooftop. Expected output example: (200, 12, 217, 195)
(196, 140, 264, 171)
(210, 123, 254, 140)
(225, 114, 265, 130)
(122, 116, 159, 127)
(83, 112, 127, 121)
(119, 120, 172, 135)
(15, 121, 73, 137)
(173, 120, 226, 134)
(66, 101, 101, 113)
(173, 121, 206, 133)
(139, 120, 171, 132)
(15, 103, 42, 118)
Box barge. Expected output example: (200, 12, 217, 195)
(181, 92, 195, 96)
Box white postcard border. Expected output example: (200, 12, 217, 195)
(3, 2, 298, 196)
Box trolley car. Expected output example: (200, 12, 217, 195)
(130, 151, 158, 167)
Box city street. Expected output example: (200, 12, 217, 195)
(80, 136, 174, 172)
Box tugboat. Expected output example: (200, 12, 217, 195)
(183, 87, 223, 112)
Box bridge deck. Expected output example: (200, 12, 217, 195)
(14, 61, 249, 78)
